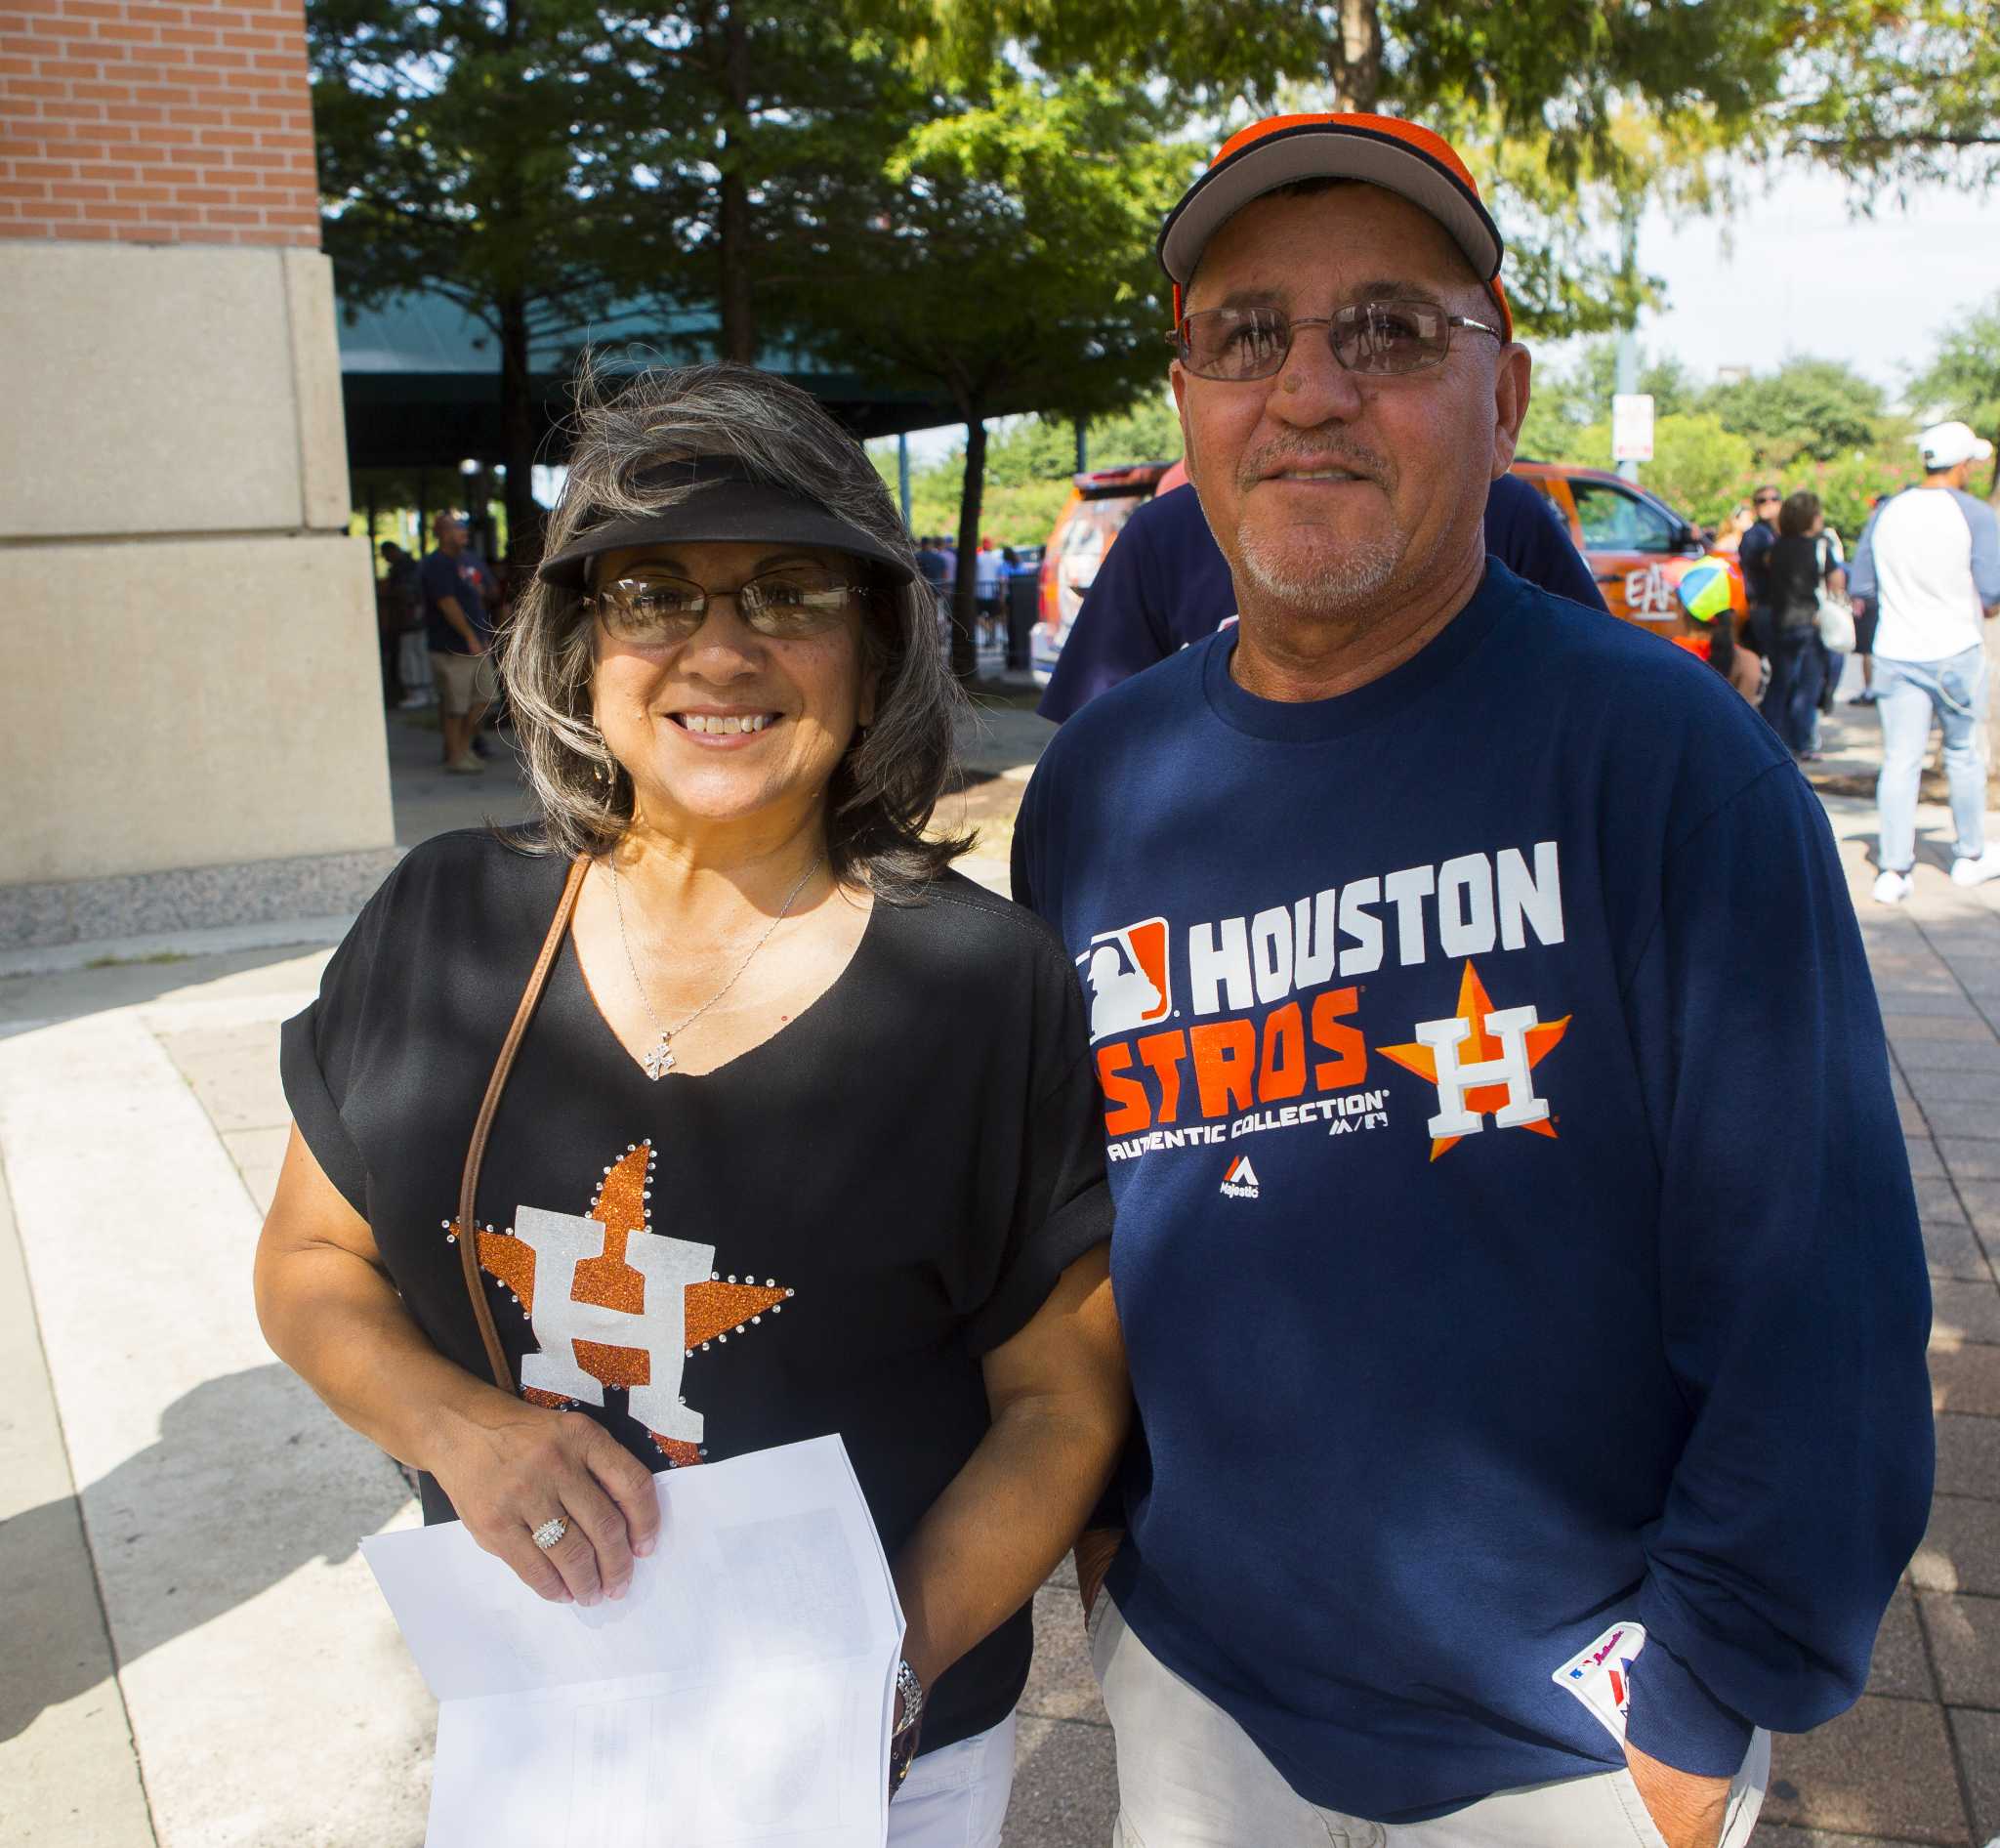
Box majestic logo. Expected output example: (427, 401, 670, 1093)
(1080, 916, 1172, 1043)
(451, 1141, 793, 1467)
(1379, 962, 1570, 1161)
(1220, 1155, 1261, 1199)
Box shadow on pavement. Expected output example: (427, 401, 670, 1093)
(1, 1362, 411, 1745)
(0, 944, 340, 1041)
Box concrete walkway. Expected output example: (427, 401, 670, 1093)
(2, 695, 1994, 1847)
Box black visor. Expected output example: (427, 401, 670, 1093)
(537, 455, 915, 591)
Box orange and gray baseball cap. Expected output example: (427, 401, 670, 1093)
(1158, 111, 1512, 339)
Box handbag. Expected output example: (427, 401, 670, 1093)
(1816, 588, 1855, 653)
(1813, 532, 1854, 652)
(456, 852, 592, 1390)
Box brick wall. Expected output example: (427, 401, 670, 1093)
(0, 0, 320, 246)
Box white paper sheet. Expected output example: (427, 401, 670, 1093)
(361, 1435, 904, 1848)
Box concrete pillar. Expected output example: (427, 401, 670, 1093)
(0, 0, 396, 951)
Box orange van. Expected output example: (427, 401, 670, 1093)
(1031, 462, 1177, 686)
(1511, 460, 1745, 640)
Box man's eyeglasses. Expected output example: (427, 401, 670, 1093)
(586, 568, 867, 647)
(1172, 299, 1506, 383)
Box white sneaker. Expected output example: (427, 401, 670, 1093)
(1874, 869, 1912, 905)
(1951, 848, 2000, 887)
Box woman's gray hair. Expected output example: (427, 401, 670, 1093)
(501, 361, 971, 898)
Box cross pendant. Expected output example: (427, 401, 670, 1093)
(643, 1034, 676, 1080)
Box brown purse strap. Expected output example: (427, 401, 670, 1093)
(457, 851, 592, 1393)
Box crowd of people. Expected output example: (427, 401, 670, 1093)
(914, 532, 1038, 652)
(1722, 483, 1849, 757)
(1681, 424, 2000, 903)
(275, 106, 1967, 1848)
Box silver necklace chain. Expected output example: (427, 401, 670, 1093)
(606, 851, 824, 1079)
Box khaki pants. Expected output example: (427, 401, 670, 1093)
(430, 648, 497, 718)
(1091, 1594, 1769, 1847)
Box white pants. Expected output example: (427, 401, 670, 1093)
(1093, 1596, 1768, 1847)
(396, 628, 435, 700)
(890, 1710, 1017, 1848)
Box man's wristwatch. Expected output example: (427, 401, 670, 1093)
(888, 1658, 926, 1799)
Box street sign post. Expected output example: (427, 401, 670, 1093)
(1612, 394, 1655, 465)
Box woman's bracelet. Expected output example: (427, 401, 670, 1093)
(888, 1658, 925, 1799)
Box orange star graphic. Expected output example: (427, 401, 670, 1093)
(1377, 962, 1570, 1162)
(449, 1141, 790, 1467)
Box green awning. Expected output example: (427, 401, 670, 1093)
(338, 288, 960, 468)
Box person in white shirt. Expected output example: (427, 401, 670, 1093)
(1851, 420, 2000, 903)
(974, 540, 1004, 648)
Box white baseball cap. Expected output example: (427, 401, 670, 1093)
(1919, 420, 1994, 471)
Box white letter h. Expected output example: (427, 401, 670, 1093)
(512, 1205, 714, 1444)
(1414, 1005, 1549, 1140)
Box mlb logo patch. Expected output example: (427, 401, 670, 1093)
(1080, 917, 1172, 1043)
(1552, 1620, 1646, 1745)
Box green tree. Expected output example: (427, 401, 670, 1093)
(1571, 344, 1702, 420)
(1422, 100, 1750, 341)
(1702, 357, 1889, 469)
(1518, 341, 1701, 461)
(874, 393, 1183, 555)
(1777, 0, 2000, 192)
(861, 1, 1800, 342)
(311, 0, 664, 554)
(618, 5, 926, 363)
(976, 396, 1182, 488)
(1910, 293, 2000, 497)
(1800, 449, 1920, 542)
(1089, 395, 1183, 468)
(312, 0, 918, 552)
(863, 0, 1792, 137)
(802, 73, 1185, 677)
(981, 418, 1079, 490)
(1642, 414, 1759, 527)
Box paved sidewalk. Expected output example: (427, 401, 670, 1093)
(1, 695, 1993, 1847)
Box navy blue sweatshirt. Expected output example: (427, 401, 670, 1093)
(1039, 475, 1606, 722)
(1012, 563, 1932, 1822)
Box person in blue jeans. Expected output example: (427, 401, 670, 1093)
(1850, 420, 2000, 903)
(1759, 491, 1841, 760)
(1873, 648, 1987, 889)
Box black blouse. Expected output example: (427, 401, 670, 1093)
(1768, 533, 1833, 633)
(280, 829, 1112, 1752)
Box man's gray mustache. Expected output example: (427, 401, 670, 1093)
(1236, 438, 1394, 491)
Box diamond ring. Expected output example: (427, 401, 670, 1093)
(531, 1515, 569, 1551)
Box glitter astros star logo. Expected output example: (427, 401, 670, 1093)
(1378, 961, 1570, 1162)
(450, 1141, 791, 1467)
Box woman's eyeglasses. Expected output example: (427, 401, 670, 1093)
(587, 568, 866, 646)
(1172, 298, 1505, 383)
